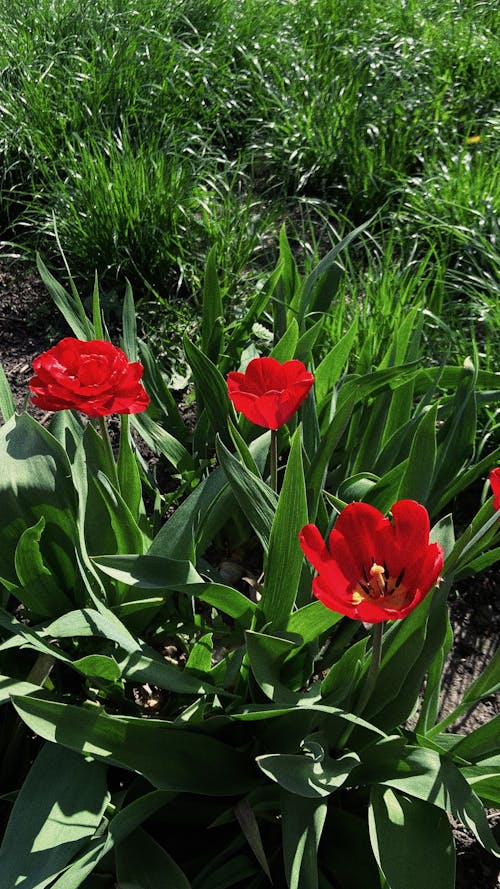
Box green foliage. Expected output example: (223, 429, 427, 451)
(0, 230, 499, 887)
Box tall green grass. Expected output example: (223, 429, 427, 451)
(0, 0, 498, 362)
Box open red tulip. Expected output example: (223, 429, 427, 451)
(490, 468, 500, 514)
(227, 356, 314, 429)
(299, 500, 444, 623)
(30, 337, 150, 417)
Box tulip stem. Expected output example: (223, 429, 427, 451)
(339, 622, 384, 748)
(98, 416, 120, 489)
(270, 429, 278, 493)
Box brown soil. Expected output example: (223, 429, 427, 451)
(0, 258, 498, 888)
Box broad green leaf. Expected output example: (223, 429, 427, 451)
(245, 630, 299, 703)
(397, 403, 438, 503)
(261, 427, 308, 628)
(117, 414, 142, 521)
(0, 413, 79, 591)
(50, 791, 174, 889)
(72, 654, 122, 681)
(379, 747, 500, 856)
(0, 362, 15, 423)
(257, 746, 360, 799)
(116, 827, 191, 889)
(298, 218, 372, 323)
(0, 673, 42, 704)
(150, 465, 226, 560)
(14, 517, 74, 617)
(313, 320, 358, 406)
(94, 553, 200, 588)
(270, 318, 300, 363)
(12, 695, 254, 796)
(369, 786, 455, 889)
(36, 252, 93, 340)
(447, 714, 500, 763)
(136, 340, 186, 439)
(0, 742, 108, 889)
(281, 792, 327, 889)
(184, 335, 236, 444)
(427, 648, 500, 737)
(186, 632, 213, 674)
(286, 601, 343, 644)
(216, 437, 277, 550)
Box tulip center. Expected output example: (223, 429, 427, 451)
(352, 561, 407, 607)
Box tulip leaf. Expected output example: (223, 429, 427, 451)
(286, 601, 343, 644)
(0, 741, 109, 889)
(117, 414, 142, 521)
(0, 413, 79, 591)
(72, 654, 122, 681)
(397, 403, 438, 504)
(216, 437, 277, 550)
(270, 318, 300, 363)
(446, 714, 500, 763)
(245, 630, 299, 703)
(257, 747, 360, 799)
(261, 427, 308, 628)
(12, 695, 255, 796)
(379, 747, 500, 857)
(313, 319, 358, 406)
(116, 827, 191, 889)
(281, 791, 327, 889)
(0, 362, 15, 423)
(149, 464, 228, 561)
(201, 244, 224, 366)
(369, 786, 455, 889)
(184, 335, 236, 444)
(14, 517, 75, 617)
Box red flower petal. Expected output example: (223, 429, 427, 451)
(490, 468, 500, 513)
(29, 338, 149, 417)
(226, 356, 314, 429)
(299, 499, 444, 624)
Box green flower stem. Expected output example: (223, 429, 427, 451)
(339, 622, 384, 748)
(270, 428, 278, 493)
(98, 415, 120, 489)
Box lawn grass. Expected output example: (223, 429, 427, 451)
(0, 0, 498, 366)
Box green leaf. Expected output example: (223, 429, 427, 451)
(117, 414, 142, 521)
(261, 427, 308, 628)
(0, 742, 108, 889)
(313, 319, 358, 406)
(121, 278, 138, 362)
(286, 601, 343, 644)
(201, 245, 224, 365)
(397, 403, 438, 503)
(369, 786, 455, 889)
(245, 630, 299, 703)
(281, 792, 327, 889)
(257, 745, 360, 799)
(72, 654, 122, 681)
(186, 633, 213, 674)
(116, 827, 191, 889)
(0, 413, 80, 591)
(271, 318, 300, 363)
(12, 695, 254, 796)
(216, 437, 277, 550)
(14, 517, 74, 617)
(0, 362, 15, 423)
(379, 747, 500, 857)
(36, 252, 92, 340)
(184, 336, 236, 444)
(447, 714, 500, 763)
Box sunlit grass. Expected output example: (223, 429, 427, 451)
(0, 0, 498, 367)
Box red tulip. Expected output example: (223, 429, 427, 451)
(299, 500, 444, 623)
(30, 338, 150, 417)
(227, 356, 314, 429)
(490, 468, 500, 514)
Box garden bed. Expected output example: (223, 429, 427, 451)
(0, 259, 498, 888)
